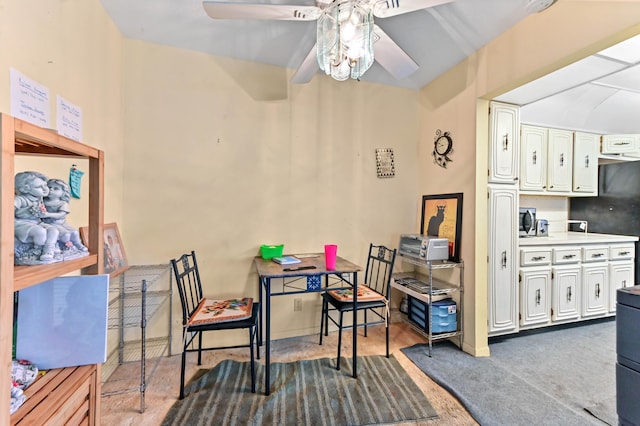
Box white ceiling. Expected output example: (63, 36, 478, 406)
(98, 0, 639, 134)
(495, 34, 640, 135)
(98, 0, 541, 90)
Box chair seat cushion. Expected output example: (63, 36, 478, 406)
(327, 285, 386, 302)
(188, 297, 253, 326)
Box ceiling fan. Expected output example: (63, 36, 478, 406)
(203, 0, 456, 83)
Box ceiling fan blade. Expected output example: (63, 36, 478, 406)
(373, 0, 455, 18)
(291, 45, 319, 84)
(203, 1, 322, 21)
(373, 25, 419, 80)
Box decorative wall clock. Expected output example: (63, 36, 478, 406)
(432, 129, 453, 168)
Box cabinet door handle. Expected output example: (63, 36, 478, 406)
(531, 256, 547, 261)
(619, 251, 630, 256)
(595, 283, 601, 298)
(585, 155, 590, 168)
(503, 133, 509, 151)
(592, 253, 604, 258)
(559, 153, 564, 167)
(502, 251, 507, 268)
(622, 280, 627, 288)
(532, 150, 537, 165)
(567, 287, 572, 302)
(535, 289, 541, 305)
(563, 254, 576, 259)
(614, 141, 630, 146)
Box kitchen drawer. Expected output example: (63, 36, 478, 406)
(601, 134, 640, 154)
(552, 246, 581, 264)
(610, 244, 636, 260)
(582, 245, 609, 262)
(520, 248, 552, 266)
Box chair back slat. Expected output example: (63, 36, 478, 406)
(364, 243, 397, 298)
(171, 251, 205, 325)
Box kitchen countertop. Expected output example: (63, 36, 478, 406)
(519, 232, 639, 246)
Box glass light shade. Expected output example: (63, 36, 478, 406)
(317, 1, 374, 81)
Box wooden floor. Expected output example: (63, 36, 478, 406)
(100, 320, 478, 425)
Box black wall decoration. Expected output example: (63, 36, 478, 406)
(432, 129, 453, 168)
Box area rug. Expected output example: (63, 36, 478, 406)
(162, 355, 438, 425)
(401, 319, 616, 426)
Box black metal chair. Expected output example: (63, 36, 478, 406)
(170, 251, 260, 399)
(319, 243, 397, 370)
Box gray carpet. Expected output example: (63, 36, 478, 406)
(162, 355, 438, 425)
(402, 319, 616, 426)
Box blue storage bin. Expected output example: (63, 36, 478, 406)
(408, 297, 457, 333)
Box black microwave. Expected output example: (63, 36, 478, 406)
(519, 207, 536, 237)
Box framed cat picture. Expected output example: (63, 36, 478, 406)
(420, 193, 463, 262)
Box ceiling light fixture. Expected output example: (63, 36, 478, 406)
(526, 0, 556, 13)
(316, 1, 374, 81)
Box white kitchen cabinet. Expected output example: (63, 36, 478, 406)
(520, 126, 577, 194)
(488, 185, 519, 336)
(582, 245, 609, 263)
(551, 265, 581, 322)
(608, 243, 636, 313)
(609, 261, 634, 313)
(573, 132, 600, 194)
(489, 101, 520, 184)
(581, 263, 608, 318)
(520, 124, 547, 191)
(601, 134, 640, 155)
(546, 128, 574, 192)
(519, 266, 551, 327)
(519, 234, 637, 333)
(519, 247, 552, 329)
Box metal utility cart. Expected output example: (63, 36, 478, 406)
(101, 264, 172, 413)
(392, 255, 464, 356)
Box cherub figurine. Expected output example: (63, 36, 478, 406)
(14, 171, 60, 263)
(43, 178, 89, 254)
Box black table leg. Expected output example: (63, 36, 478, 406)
(258, 277, 263, 346)
(265, 278, 271, 395)
(352, 271, 358, 378)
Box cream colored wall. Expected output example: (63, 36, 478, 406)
(0, 0, 125, 228)
(420, 0, 640, 355)
(120, 40, 421, 343)
(0, 0, 125, 369)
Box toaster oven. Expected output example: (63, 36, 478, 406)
(398, 234, 449, 261)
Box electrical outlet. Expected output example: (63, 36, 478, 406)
(294, 298, 302, 312)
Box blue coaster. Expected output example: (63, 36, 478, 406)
(306, 275, 321, 291)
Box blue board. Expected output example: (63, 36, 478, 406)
(16, 275, 109, 370)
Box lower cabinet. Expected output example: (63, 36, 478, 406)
(551, 265, 580, 322)
(520, 266, 551, 327)
(609, 260, 635, 313)
(581, 262, 609, 318)
(513, 238, 637, 335)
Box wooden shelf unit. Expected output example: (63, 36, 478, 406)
(1, 114, 104, 425)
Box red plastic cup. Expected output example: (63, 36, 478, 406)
(324, 244, 337, 270)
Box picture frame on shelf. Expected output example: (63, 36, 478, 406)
(420, 193, 463, 262)
(80, 222, 128, 277)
